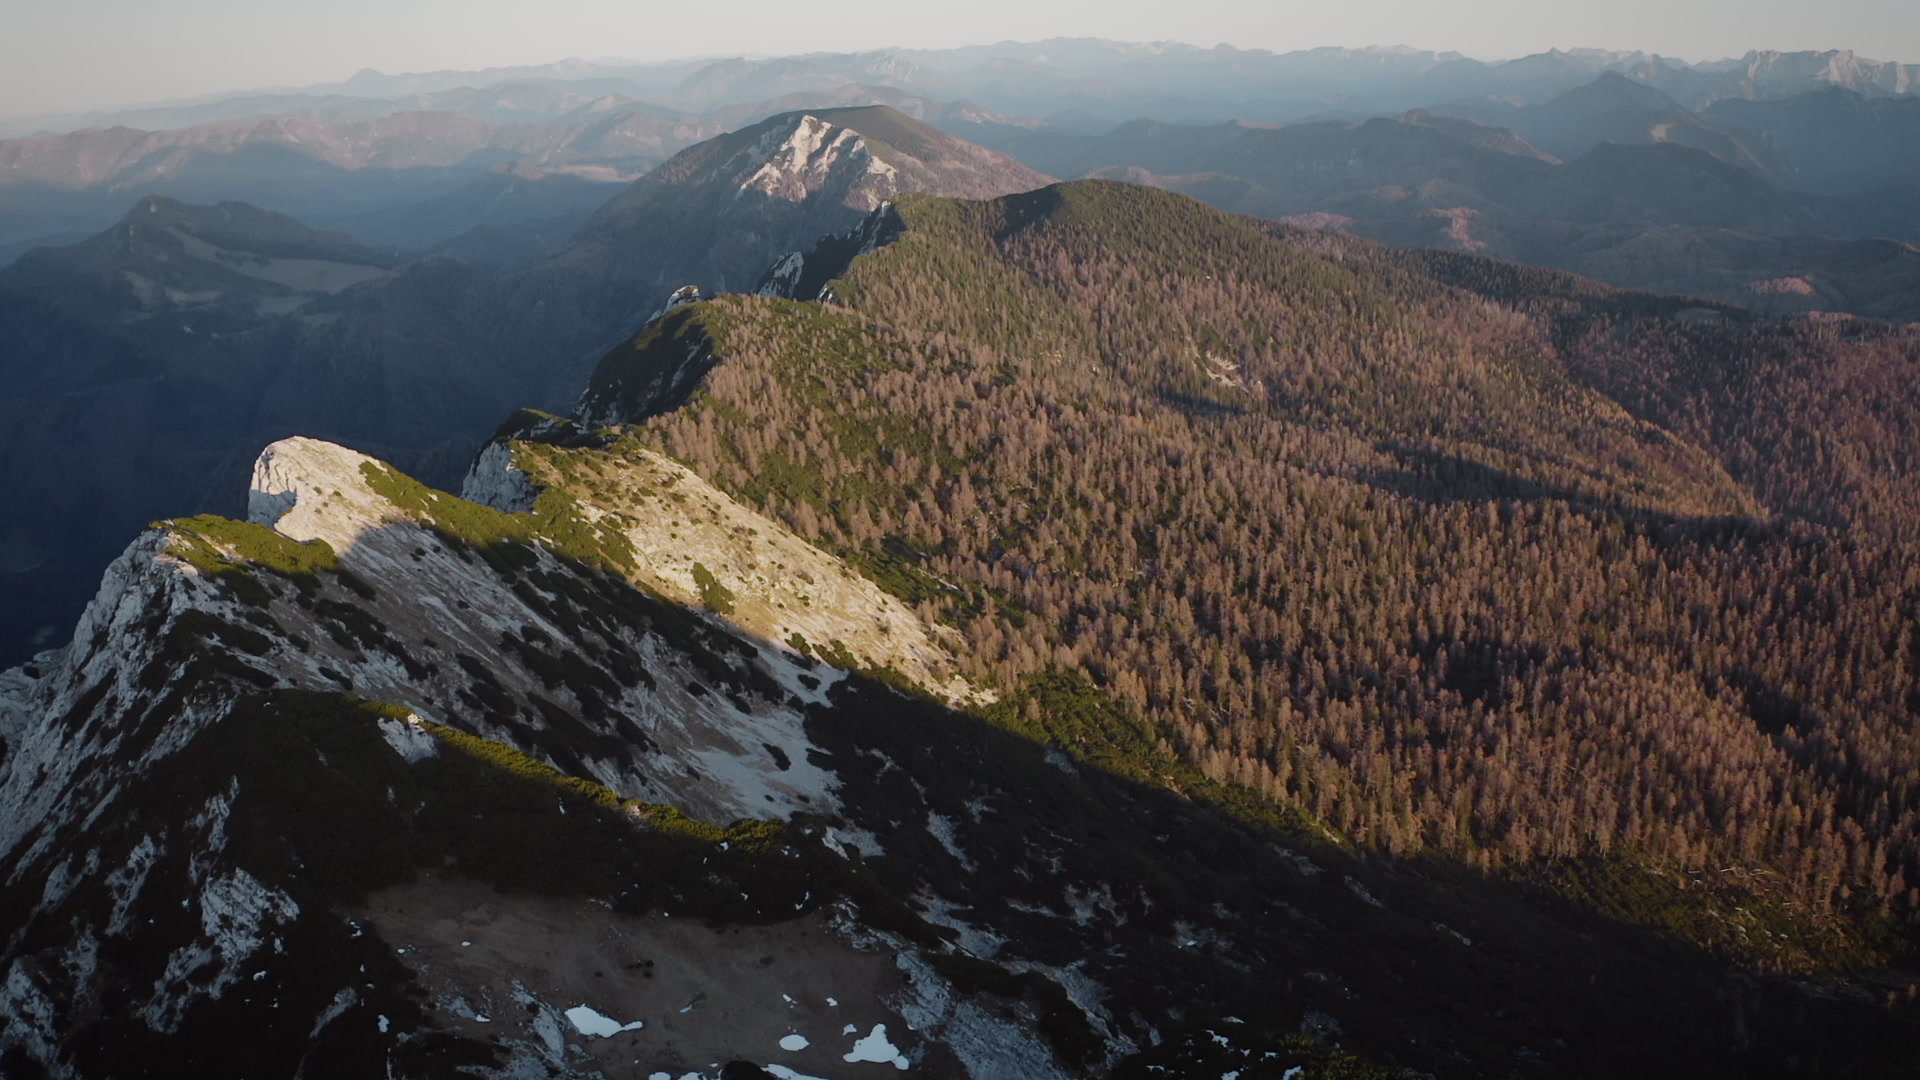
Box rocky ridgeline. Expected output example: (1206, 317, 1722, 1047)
(0, 435, 1084, 1078)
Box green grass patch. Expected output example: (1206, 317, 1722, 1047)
(1538, 854, 1911, 973)
(163, 515, 340, 605)
(358, 460, 637, 576)
(690, 561, 736, 615)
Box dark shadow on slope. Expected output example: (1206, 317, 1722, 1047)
(1359, 440, 1788, 551)
(804, 666, 1920, 1079)
(1154, 386, 1249, 419)
(1363, 441, 1615, 507)
(7, 503, 1917, 1078)
(0, 416, 478, 670)
(0, 276, 532, 668)
(575, 305, 720, 424)
(0, 686, 916, 1080)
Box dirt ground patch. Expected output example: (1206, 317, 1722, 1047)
(358, 877, 939, 1077)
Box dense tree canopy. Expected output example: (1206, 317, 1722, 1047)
(590, 181, 1920, 969)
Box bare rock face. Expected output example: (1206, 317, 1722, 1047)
(460, 438, 541, 515)
(0, 437, 1070, 1080)
(652, 284, 709, 320)
(465, 431, 985, 706)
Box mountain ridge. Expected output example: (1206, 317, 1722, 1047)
(1008, 97, 1920, 320)
(4, 178, 1920, 1076)
(576, 179, 1920, 977)
(0, 107, 1051, 668)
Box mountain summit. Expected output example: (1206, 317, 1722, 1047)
(4, 195, 395, 319)
(527, 106, 1051, 315)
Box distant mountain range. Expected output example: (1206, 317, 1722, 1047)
(0, 89, 1038, 258)
(996, 77, 1920, 320)
(1, 40, 1914, 281)
(0, 109, 724, 253)
(3, 40, 1919, 663)
(16, 40, 1913, 139)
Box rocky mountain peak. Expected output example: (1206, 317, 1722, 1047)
(589, 105, 1049, 227)
(727, 112, 898, 209)
(509, 106, 1048, 335)
(248, 437, 407, 548)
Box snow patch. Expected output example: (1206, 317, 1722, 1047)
(925, 812, 975, 871)
(779, 1032, 810, 1051)
(845, 1023, 910, 1069)
(564, 1003, 645, 1037)
(309, 988, 358, 1037)
(766, 1066, 833, 1080)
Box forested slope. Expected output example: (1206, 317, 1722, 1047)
(579, 180, 1920, 973)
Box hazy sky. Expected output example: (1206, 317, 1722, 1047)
(3, 0, 1915, 118)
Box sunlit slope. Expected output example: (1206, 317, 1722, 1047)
(581, 179, 1920, 974)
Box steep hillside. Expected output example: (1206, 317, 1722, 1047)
(465, 411, 983, 703)
(0, 437, 1606, 1080)
(0, 438, 1063, 1078)
(0, 433, 1903, 1079)
(578, 181, 1920, 998)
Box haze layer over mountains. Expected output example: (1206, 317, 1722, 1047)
(3, 38, 1917, 664)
